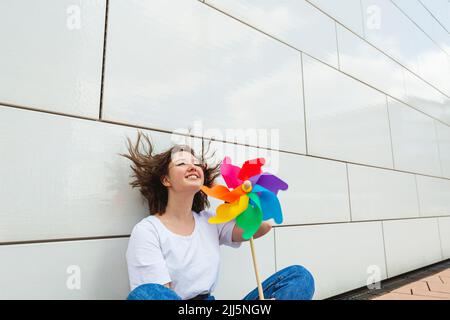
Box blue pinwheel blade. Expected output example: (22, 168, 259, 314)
(251, 184, 283, 224)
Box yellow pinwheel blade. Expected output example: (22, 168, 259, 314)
(208, 195, 249, 224)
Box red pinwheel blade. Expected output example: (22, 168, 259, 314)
(237, 158, 265, 181)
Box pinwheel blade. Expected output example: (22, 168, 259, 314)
(208, 195, 249, 224)
(251, 185, 283, 224)
(221, 156, 242, 189)
(227, 186, 246, 201)
(237, 158, 265, 181)
(247, 192, 261, 211)
(200, 185, 241, 203)
(236, 203, 263, 240)
(249, 173, 288, 195)
(200, 184, 230, 199)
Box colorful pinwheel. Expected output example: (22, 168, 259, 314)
(201, 156, 288, 240)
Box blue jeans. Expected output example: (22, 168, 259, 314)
(127, 265, 315, 300)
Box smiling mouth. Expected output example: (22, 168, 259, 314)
(185, 174, 200, 180)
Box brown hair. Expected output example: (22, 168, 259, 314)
(119, 130, 220, 215)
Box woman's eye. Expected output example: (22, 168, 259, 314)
(175, 162, 202, 167)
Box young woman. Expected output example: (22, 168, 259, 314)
(120, 131, 315, 300)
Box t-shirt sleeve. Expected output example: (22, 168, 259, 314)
(218, 219, 242, 248)
(204, 210, 242, 248)
(126, 222, 172, 291)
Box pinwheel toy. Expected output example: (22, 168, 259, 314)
(201, 156, 288, 300)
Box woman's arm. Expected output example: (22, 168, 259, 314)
(164, 282, 172, 289)
(232, 221, 272, 242)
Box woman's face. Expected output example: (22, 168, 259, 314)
(162, 151, 205, 193)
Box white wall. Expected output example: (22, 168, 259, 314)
(0, 0, 449, 299)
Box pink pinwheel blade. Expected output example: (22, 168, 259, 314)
(220, 156, 242, 189)
(249, 173, 288, 195)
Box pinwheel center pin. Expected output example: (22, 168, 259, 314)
(241, 180, 252, 193)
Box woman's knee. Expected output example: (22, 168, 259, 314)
(284, 265, 315, 297)
(127, 283, 182, 300)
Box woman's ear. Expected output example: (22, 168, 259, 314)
(161, 175, 171, 188)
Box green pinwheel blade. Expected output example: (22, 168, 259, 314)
(247, 192, 261, 211)
(236, 203, 263, 240)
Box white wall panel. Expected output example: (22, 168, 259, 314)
(387, 97, 442, 176)
(275, 222, 387, 299)
(205, 140, 351, 226)
(348, 164, 419, 221)
(103, 0, 306, 153)
(402, 68, 450, 125)
(0, 238, 129, 299)
(419, 0, 450, 33)
(438, 217, 450, 259)
(337, 24, 450, 125)
(435, 121, 450, 178)
(392, 0, 450, 56)
(416, 175, 450, 217)
(307, 0, 365, 36)
(337, 24, 407, 104)
(205, 0, 339, 67)
(303, 54, 393, 168)
(0, 106, 189, 243)
(361, 0, 450, 96)
(277, 155, 351, 225)
(383, 218, 443, 277)
(0, 0, 105, 118)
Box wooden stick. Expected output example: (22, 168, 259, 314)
(249, 236, 265, 300)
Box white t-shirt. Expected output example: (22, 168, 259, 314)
(126, 209, 242, 299)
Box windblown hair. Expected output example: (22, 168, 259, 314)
(119, 130, 220, 215)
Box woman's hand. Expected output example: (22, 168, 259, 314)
(232, 221, 273, 242)
(253, 221, 272, 240)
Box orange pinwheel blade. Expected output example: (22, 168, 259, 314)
(201, 184, 245, 203)
(226, 185, 246, 201)
(201, 184, 229, 199)
(208, 195, 249, 224)
(200, 185, 237, 203)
